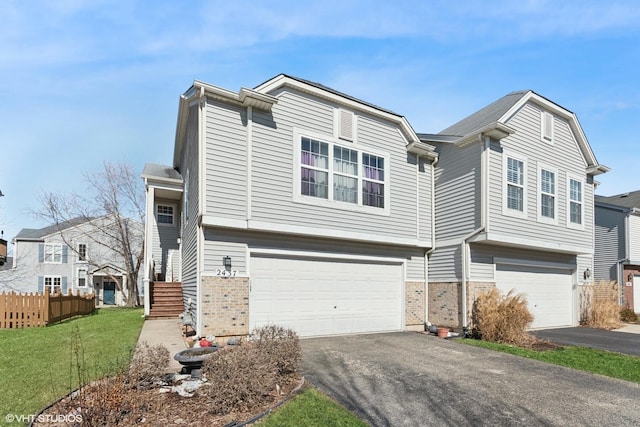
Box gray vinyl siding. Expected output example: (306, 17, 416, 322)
(576, 254, 593, 283)
(249, 88, 428, 242)
(629, 215, 640, 262)
(469, 246, 495, 281)
(179, 104, 200, 318)
(433, 142, 481, 242)
(201, 228, 425, 281)
(204, 99, 247, 219)
(428, 244, 461, 282)
(594, 205, 625, 282)
(152, 198, 180, 278)
(488, 102, 593, 250)
(418, 157, 433, 243)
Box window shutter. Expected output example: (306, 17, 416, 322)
(38, 276, 44, 293)
(339, 109, 354, 141)
(62, 277, 68, 294)
(542, 112, 553, 141)
(38, 244, 44, 263)
(62, 246, 68, 263)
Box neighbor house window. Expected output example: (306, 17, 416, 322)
(44, 276, 61, 293)
(297, 134, 388, 211)
(78, 243, 87, 261)
(504, 154, 526, 218)
(77, 268, 87, 287)
(44, 244, 63, 263)
(568, 177, 583, 227)
(156, 204, 175, 226)
(539, 167, 557, 222)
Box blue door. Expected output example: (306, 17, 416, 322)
(103, 282, 116, 305)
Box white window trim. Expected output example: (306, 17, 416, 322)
(77, 267, 88, 287)
(44, 243, 63, 264)
(77, 242, 88, 263)
(44, 275, 62, 293)
(502, 151, 527, 219)
(541, 111, 554, 144)
(537, 163, 558, 225)
(293, 128, 391, 216)
(156, 203, 176, 227)
(567, 173, 585, 230)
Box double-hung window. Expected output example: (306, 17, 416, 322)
(297, 133, 388, 213)
(44, 244, 63, 263)
(568, 176, 583, 228)
(538, 166, 557, 223)
(504, 154, 526, 218)
(156, 204, 175, 226)
(78, 243, 87, 261)
(44, 276, 61, 293)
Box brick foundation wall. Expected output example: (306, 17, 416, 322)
(467, 282, 496, 328)
(428, 282, 462, 327)
(201, 276, 249, 338)
(405, 281, 426, 329)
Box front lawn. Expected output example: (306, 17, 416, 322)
(0, 308, 144, 423)
(462, 338, 640, 383)
(257, 387, 367, 427)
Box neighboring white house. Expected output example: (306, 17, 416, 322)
(143, 74, 438, 338)
(420, 90, 609, 329)
(594, 191, 640, 312)
(0, 216, 143, 306)
(143, 77, 609, 337)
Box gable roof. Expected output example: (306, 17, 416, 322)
(596, 191, 640, 210)
(142, 163, 183, 183)
(14, 217, 94, 241)
(422, 90, 609, 176)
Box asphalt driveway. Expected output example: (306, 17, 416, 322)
(532, 326, 640, 357)
(302, 333, 640, 426)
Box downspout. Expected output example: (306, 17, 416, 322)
(196, 85, 206, 337)
(460, 136, 490, 328)
(425, 155, 438, 326)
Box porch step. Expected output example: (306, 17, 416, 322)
(148, 281, 184, 319)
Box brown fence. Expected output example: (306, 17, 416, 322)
(0, 289, 96, 329)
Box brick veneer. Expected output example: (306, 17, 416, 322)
(405, 281, 426, 330)
(428, 282, 462, 327)
(200, 276, 249, 338)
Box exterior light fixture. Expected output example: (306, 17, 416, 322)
(583, 268, 591, 281)
(223, 256, 232, 272)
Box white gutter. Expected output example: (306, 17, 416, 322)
(196, 85, 206, 336)
(425, 155, 439, 325)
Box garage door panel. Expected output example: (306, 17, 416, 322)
(496, 264, 573, 329)
(250, 255, 402, 337)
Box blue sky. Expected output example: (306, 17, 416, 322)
(1, 1, 639, 247)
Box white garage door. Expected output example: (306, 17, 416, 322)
(250, 255, 403, 337)
(495, 264, 573, 329)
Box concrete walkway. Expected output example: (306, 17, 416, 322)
(137, 318, 186, 372)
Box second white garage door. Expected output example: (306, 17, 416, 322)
(495, 264, 574, 329)
(250, 255, 403, 337)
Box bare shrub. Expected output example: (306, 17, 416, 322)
(583, 281, 622, 330)
(620, 307, 638, 323)
(252, 324, 301, 378)
(127, 341, 170, 386)
(201, 325, 301, 414)
(62, 375, 133, 426)
(472, 288, 535, 346)
(201, 344, 277, 414)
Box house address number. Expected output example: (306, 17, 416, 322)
(214, 269, 238, 277)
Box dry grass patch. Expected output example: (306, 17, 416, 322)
(580, 280, 623, 329)
(471, 287, 536, 346)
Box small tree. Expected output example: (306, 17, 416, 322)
(33, 162, 144, 307)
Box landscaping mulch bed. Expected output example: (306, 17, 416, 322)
(34, 374, 304, 427)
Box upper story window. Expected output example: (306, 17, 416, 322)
(296, 133, 389, 214)
(156, 204, 175, 226)
(503, 153, 527, 218)
(78, 243, 87, 261)
(568, 176, 583, 228)
(538, 166, 557, 223)
(541, 111, 554, 143)
(44, 243, 63, 263)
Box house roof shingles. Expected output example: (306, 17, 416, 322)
(142, 163, 183, 181)
(14, 217, 93, 241)
(596, 191, 640, 210)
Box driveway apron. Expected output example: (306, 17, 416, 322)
(532, 327, 640, 357)
(302, 332, 640, 427)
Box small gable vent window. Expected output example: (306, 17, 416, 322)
(541, 111, 554, 143)
(339, 109, 354, 141)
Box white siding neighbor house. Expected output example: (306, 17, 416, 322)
(594, 191, 640, 312)
(421, 91, 609, 329)
(0, 217, 142, 306)
(143, 74, 438, 338)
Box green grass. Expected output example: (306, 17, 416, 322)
(462, 338, 640, 383)
(256, 387, 367, 427)
(0, 308, 144, 424)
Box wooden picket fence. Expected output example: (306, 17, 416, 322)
(0, 289, 96, 329)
